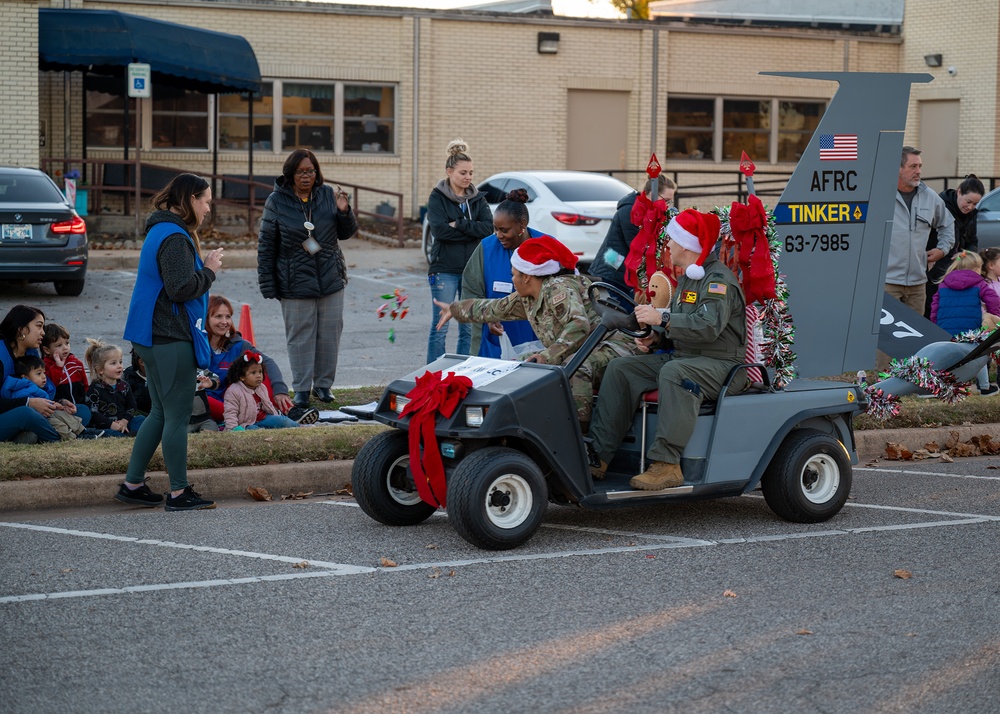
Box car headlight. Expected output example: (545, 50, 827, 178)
(389, 393, 410, 414)
(465, 406, 486, 427)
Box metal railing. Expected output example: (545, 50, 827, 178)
(41, 157, 408, 245)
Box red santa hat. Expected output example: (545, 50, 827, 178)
(665, 209, 722, 280)
(511, 236, 579, 276)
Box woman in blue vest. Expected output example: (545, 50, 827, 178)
(460, 189, 543, 358)
(120, 174, 223, 511)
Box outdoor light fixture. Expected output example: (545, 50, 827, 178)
(924, 54, 943, 68)
(537, 32, 559, 54)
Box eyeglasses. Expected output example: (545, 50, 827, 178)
(294, 169, 317, 177)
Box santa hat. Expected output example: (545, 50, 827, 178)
(511, 236, 579, 276)
(665, 209, 722, 280)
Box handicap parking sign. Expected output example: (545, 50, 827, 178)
(127, 63, 151, 98)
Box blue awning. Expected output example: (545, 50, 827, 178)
(39, 8, 261, 94)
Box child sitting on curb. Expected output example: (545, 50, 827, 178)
(1, 355, 103, 439)
(223, 351, 317, 431)
(84, 338, 145, 436)
(41, 323, 93, 427)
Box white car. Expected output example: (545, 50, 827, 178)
(421, 170, 635, 267)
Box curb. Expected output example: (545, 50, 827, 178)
(854, 423, 1000, 461)
(5, 424, 1000, 513)
(0, 460, 353, 513)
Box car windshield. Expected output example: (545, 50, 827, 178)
(542, 177, 632, 202)
(0, 174, 66, 204)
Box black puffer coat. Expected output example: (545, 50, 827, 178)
(257, 177, 358, 300)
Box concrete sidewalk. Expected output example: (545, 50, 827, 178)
(4, 423, 999, 513)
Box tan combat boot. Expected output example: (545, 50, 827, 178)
(629, 462, 684, 490)
(591, 458, 609, 481)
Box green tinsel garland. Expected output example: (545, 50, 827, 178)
(713, 203, 797, 388)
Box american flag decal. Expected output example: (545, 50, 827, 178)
(819, 134, 858, 161)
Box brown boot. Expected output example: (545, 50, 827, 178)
(591, 458, 609, 481)
(630, 462, 684, 490)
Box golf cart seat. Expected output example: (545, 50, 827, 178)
(634, 363, 769, 472)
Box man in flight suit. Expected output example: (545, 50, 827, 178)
(589, 209, 747, 490)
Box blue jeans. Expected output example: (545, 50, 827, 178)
(248, 414, 299, 430)
(427, 272, 471, 363)
(0, 405, 60, 443)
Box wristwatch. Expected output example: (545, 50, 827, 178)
(658, 308, 670, 329)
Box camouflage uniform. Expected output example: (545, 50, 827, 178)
(590, 255, 747, 466)
(449, 273, 640, 423)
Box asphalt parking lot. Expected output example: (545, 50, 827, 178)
(3, 457, 1000, 713)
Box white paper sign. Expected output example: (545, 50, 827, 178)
(448, 356, 520, 388)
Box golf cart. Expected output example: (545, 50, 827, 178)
(352, 280, 864, 550)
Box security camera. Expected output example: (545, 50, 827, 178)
(947, 66, 958, 76)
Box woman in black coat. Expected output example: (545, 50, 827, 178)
(258, 149, 358, 407)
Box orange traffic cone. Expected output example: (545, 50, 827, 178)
(239, 303, 256, 345)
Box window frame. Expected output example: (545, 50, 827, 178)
(667, 95, 827, 164)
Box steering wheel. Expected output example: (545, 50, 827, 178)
(587, 282, 652, 339)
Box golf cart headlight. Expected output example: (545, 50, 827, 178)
(389, 393, 410, 414)
(465, 406, 486, 427)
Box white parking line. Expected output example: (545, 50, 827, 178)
(0, 522, 371, 573)
(4, 499, 999, 605)
(856, 466, 1000, 481)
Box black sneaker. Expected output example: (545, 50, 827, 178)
(165, 485, 216, 511)
(981, 384, 1000, 397)
(78, 428, 104, 440)
(287, 406, 319, 424)
(115, 480, 164, 507)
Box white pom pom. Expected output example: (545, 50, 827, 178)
(686, 263, 705, 280)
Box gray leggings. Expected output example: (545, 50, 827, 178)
(125, 341, 196, 491)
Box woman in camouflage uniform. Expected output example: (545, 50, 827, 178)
(434, 236, 641, 430)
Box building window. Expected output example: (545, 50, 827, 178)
(344, 85, 395, 153)
(218, 83, 273, 150)
(282, 82, 335, 152)
(722, 99, 770, 161)
(778, 101, 824, 162)
(152, 87, 209, 149)
(85, 76, 135, 149)
(666, 97, 714, 160)
(667, 96, 826, 163)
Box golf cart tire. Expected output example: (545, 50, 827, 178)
(447, 447, 547, 550)
(761, 429, 852, 523)
(352, 430, 436, 526)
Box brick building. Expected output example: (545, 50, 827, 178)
(10, 0, 998, 222)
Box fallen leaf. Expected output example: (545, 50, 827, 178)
(884, 442, 913, 460)
(448, 570, 456, 577)
(428, 568, 441, 579)
(894, 569, 912, 579)
(924, 441, 940, 452)
(645, 555, 656, 559)
(424, 543, 439, 550)
(796, 629, 813, 636)
(292, 561, 310, 569)
(723, 589, 738, 598)
(280, 491, 315, 501)
(247, 486, 272, 501)
(940, 453, 954, 463)
(333, 484, 353, 496)
(380, 557, 398, 567)
(61, 568, 73, 573)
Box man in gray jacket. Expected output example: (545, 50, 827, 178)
(885, 146, 955, 312)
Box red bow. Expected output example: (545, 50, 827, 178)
(400, 370, 472, 508)
(624, 192, 670, 293)
(726, 195, 776, 305)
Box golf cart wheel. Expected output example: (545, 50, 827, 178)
(352, 430, 436, 526)
(447, 447, 547, 550)
(761, 429, 852, 523)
